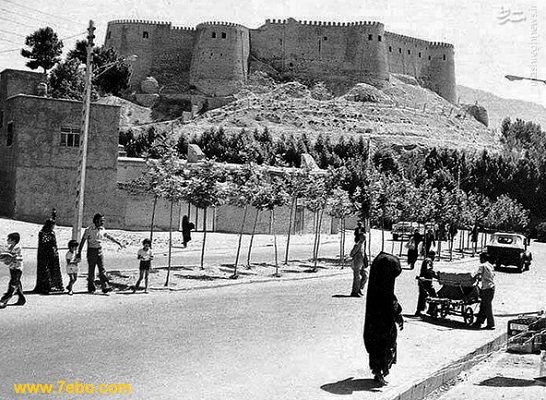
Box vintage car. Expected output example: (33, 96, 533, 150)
(486, 232, 532, 273)
(392, 221, 425, 241)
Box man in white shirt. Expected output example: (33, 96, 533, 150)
(472, 252, 495, 330)
(77, 213, 124, 294)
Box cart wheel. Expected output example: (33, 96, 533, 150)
(429, 306, 438, 318)
(440, 306, 448, 319)
(463, 307, 474, 325)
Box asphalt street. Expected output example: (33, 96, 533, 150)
(1, 234, 545, 400)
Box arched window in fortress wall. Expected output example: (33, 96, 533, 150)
(143, 31, 149, 39)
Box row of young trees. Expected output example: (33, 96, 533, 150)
(131, 137, 530, 281)
(121, 121, 543, 227)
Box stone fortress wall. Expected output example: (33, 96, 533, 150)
(104, 17, 456, 103)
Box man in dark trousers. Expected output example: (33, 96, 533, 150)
(77, 213, 124, 294)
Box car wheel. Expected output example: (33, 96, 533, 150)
(517, 259, 524, 273)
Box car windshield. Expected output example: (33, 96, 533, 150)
(497, 236, 513, 244)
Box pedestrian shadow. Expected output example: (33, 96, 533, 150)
(416, 314, 474, 330)
(477, 376, 546, 387)
(321, 377, 383, 394)
(332, 294, 358, 298)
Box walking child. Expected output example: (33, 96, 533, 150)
(0, 232, 26, 308)
(65, 240, 80, 295)
(133, 238, 153, 293)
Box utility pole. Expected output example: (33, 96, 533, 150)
(72, 20, 95, 240)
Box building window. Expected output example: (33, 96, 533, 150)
(418, 52, 422, 58)
(443, 54, 446, 60)
(408, 49, 411, 55)
(428, 55, 431, 60)
(323, 36, 327, 41)
(107, 31, 111, 40)
(0, 110, 3, 129)
(389, 46, 392, 52)
(142, 31, 149, 39)
(368, 34, 373, 40)
(6, 122, 14, 146)
(212, 32, 216, 38)
(399, 48, 402, 53)
(60, 126, 80, 148)
(221, 32, 227, 39)
(279, 39, 282, 45)
(378, 35, 382, 42)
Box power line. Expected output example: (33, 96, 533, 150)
(0, 6, 67, 30)
(0, 0, 85, 27)
(0, 37, 19, 44)
(0, 28, 25, 38)
(0, 15, 35, 29)
(0, 47, 20, 54)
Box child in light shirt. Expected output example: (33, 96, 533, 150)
(66, 240, 81, 295)
(133, 239, 153, 294)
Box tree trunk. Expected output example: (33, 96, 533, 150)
(164, 200, 174, 286)
(149, 196, 158, 242)
(313, 208, 324, 271)
(233, 205, 248, 278)
(247, 208, 260, 268)
(272, 208, 280, 277)
(200, 208, 207, 269)
(339, 217, 344, 268)
(284, 197, 296, 265)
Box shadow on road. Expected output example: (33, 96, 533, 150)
(332, 294, 358, 298)
(478, 376, 546, 387)
(321, 377, 383, 394)
(414, 314, 475, 330)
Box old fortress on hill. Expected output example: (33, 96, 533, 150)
(104, 17, 456, 103)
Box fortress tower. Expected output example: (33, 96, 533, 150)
(190, 22, 250, 96)
(103, 18, 456, 103)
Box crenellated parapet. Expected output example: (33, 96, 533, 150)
(264, 18, 382, 26)
(108, 19, 172, 26)
(430, 41, 454, 48)
(197, 21, 247, 29)
(104, 17, 456, 103)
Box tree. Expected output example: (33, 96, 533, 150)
(21, 27, 63, 74)
(67, 41, 132, 96)
(227, 165, 261, 277)
(183, 160, 229, 269)
(326, 187, 355, 268)
(48, 58, 86, 100)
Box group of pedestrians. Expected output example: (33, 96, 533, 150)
(0, 212, 196, 305)
(350, 221, 495, 386)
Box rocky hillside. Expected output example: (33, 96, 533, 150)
(457, 85, 546, 130)
(121, 74, 500, 152)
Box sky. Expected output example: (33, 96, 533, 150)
(0, 0, 544, 107)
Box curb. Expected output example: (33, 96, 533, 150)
(120, 268, 349, 292)
(387, 332, 507, 400)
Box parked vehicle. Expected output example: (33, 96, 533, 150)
(486, 232, 532, 273)
(392, 221, 425, 241)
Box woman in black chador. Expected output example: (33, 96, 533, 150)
(34, 219, 63, 293)
(181, 215, 195, 248)
(363, 252, 404, 385)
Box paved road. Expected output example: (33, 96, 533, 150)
(1, 236, 544, 400)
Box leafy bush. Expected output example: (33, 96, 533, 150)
(535, 222, 546, 242)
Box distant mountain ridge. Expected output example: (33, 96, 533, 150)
(457, 85, 546, 130)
